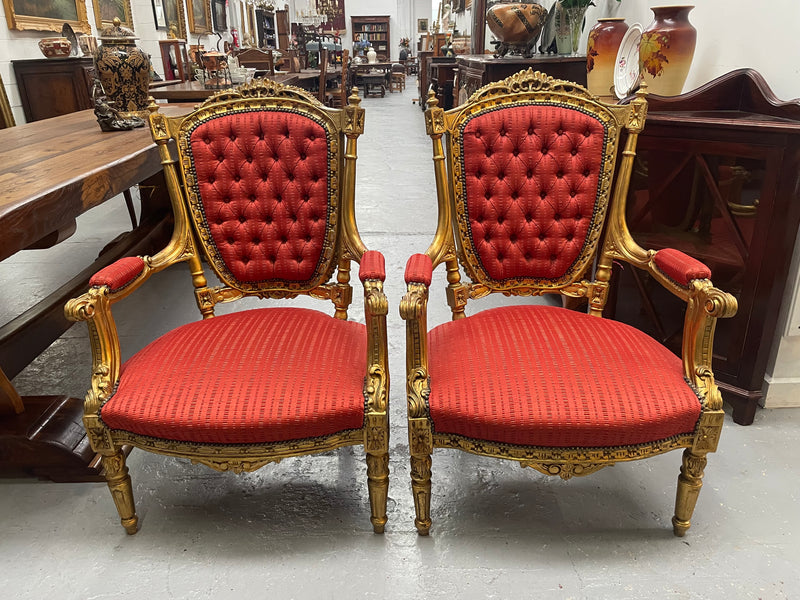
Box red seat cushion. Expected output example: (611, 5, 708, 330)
(101, 308, 366, 444)
(428, 305, 701, 448)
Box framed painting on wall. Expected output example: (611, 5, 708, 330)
(417, 18, 428, 33)
(93, 0, 133, 30)
(2, 0, 91, 33)
(212, 0, 226, 32)
(187, 0, 212, 34)
(153, 0, 186, 39)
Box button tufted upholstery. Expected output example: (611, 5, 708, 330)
(188, 110, 330, 285)
(428, 305, 702, 448)
(460, 104, 606, 281)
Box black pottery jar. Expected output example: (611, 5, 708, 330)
(94, 18, 151, 119)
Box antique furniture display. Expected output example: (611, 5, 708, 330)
(12, 57, 94, 122)
(0, 106, 185, 481)
(159, 39, 190, 81)
(234, 47, 275, 75)
(416, 51, 433, 108)
(400, 71, 736, 536)
(351, 15, 390, 60)
(65, 83, 390, 534)
(456, 54, 587, 106)
(611, 69, 800, 425)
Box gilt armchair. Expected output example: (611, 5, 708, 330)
(65, 82, 389, 534)
(400, 71, 737, 536)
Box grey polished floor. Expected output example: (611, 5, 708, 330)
(1, 80, 799, 599)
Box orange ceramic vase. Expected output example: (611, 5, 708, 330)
(639, 5, 697, 96)
(586, 18, 628, 98)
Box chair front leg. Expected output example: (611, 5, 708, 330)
(672, 448, 708, 537)
(101, 449, 138, 534)
(365, 448, 389, 534)
(409, 420, 433, 536)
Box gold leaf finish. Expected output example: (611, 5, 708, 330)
(66, 84, 389, 534)
(402, 68, 737, 537)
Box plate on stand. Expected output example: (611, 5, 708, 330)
(61, 22, 79, 57)
(539, 2, 558, 54)
(614, 23, 643, 99)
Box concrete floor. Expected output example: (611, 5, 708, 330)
(1, 79, 799, 599)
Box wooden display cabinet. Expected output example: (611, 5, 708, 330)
(609, 69, 800, 425)
(12, 58, 94, 123)
(351, 15, 390, 59)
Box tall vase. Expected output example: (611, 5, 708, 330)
(554, 3, 589, 56)
(94, 18, 151, 118)
(639, 5, 697, 96)
(586, 18, 628, 98)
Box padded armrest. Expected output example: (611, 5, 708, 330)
(89, 257, 146, 292)
(359, 250, 386, 282)
(405, 254, 433, 286)
(653, 249, 711, 287)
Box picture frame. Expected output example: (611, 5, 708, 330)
(93, 0, 133, 30)
(417, 18, 428, 33)
(153, 0, 186, 39)
(212, 0, 227, 32)
(187, 0, 212, 34)
(2, 0, 91, 34)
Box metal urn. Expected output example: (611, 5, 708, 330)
(94, 17, 151, 119)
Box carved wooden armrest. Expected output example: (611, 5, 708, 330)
(615, 241, 737, 407)
(359, 250, 389, 421)
(89, 256, 147, 293)
(400, 254, 433, 422)
(652, 248, 712, 288)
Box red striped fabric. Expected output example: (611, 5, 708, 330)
(89, 257, 145, 291)
(101, 308, 367, 444)
(428, 305, 701, 448)
(359, 250, 386, 281)
(654, 248, 711, 286)
(405, 253, 433, 285)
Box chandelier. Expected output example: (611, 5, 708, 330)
(297, 0, 325, 27)
(317, 0, 341, 21)
(245, 0, 276, 10)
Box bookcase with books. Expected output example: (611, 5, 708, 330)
(351, 15, 391, 59)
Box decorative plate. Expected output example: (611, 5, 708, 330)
(614, 23, 643, 99)
(61, 22, 79, 57)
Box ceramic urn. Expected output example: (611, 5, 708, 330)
(486, 2, 549, 47)
(94, 17, 151, 119)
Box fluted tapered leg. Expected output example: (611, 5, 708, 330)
(410, 454, 432, 535)
(102, 450, 138, 534)
(366, 452, 389, 533)
(672, 448, 708, 537)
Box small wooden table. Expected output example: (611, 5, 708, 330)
(0, 106, 189, 481)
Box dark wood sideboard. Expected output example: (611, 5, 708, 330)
(455, 54, 587, 105)
(13, 58, 94, 123)
(610, 69, 800, 425)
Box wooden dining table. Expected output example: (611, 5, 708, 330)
(0, 105, 190, 481)
(149, 68, 343, 102)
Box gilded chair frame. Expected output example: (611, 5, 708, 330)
(66, 81, 389, 534)
(400, 70, 737, 536)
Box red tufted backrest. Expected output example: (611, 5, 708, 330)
(184, 109, 333, 288)
(456, 103, 608, 284)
